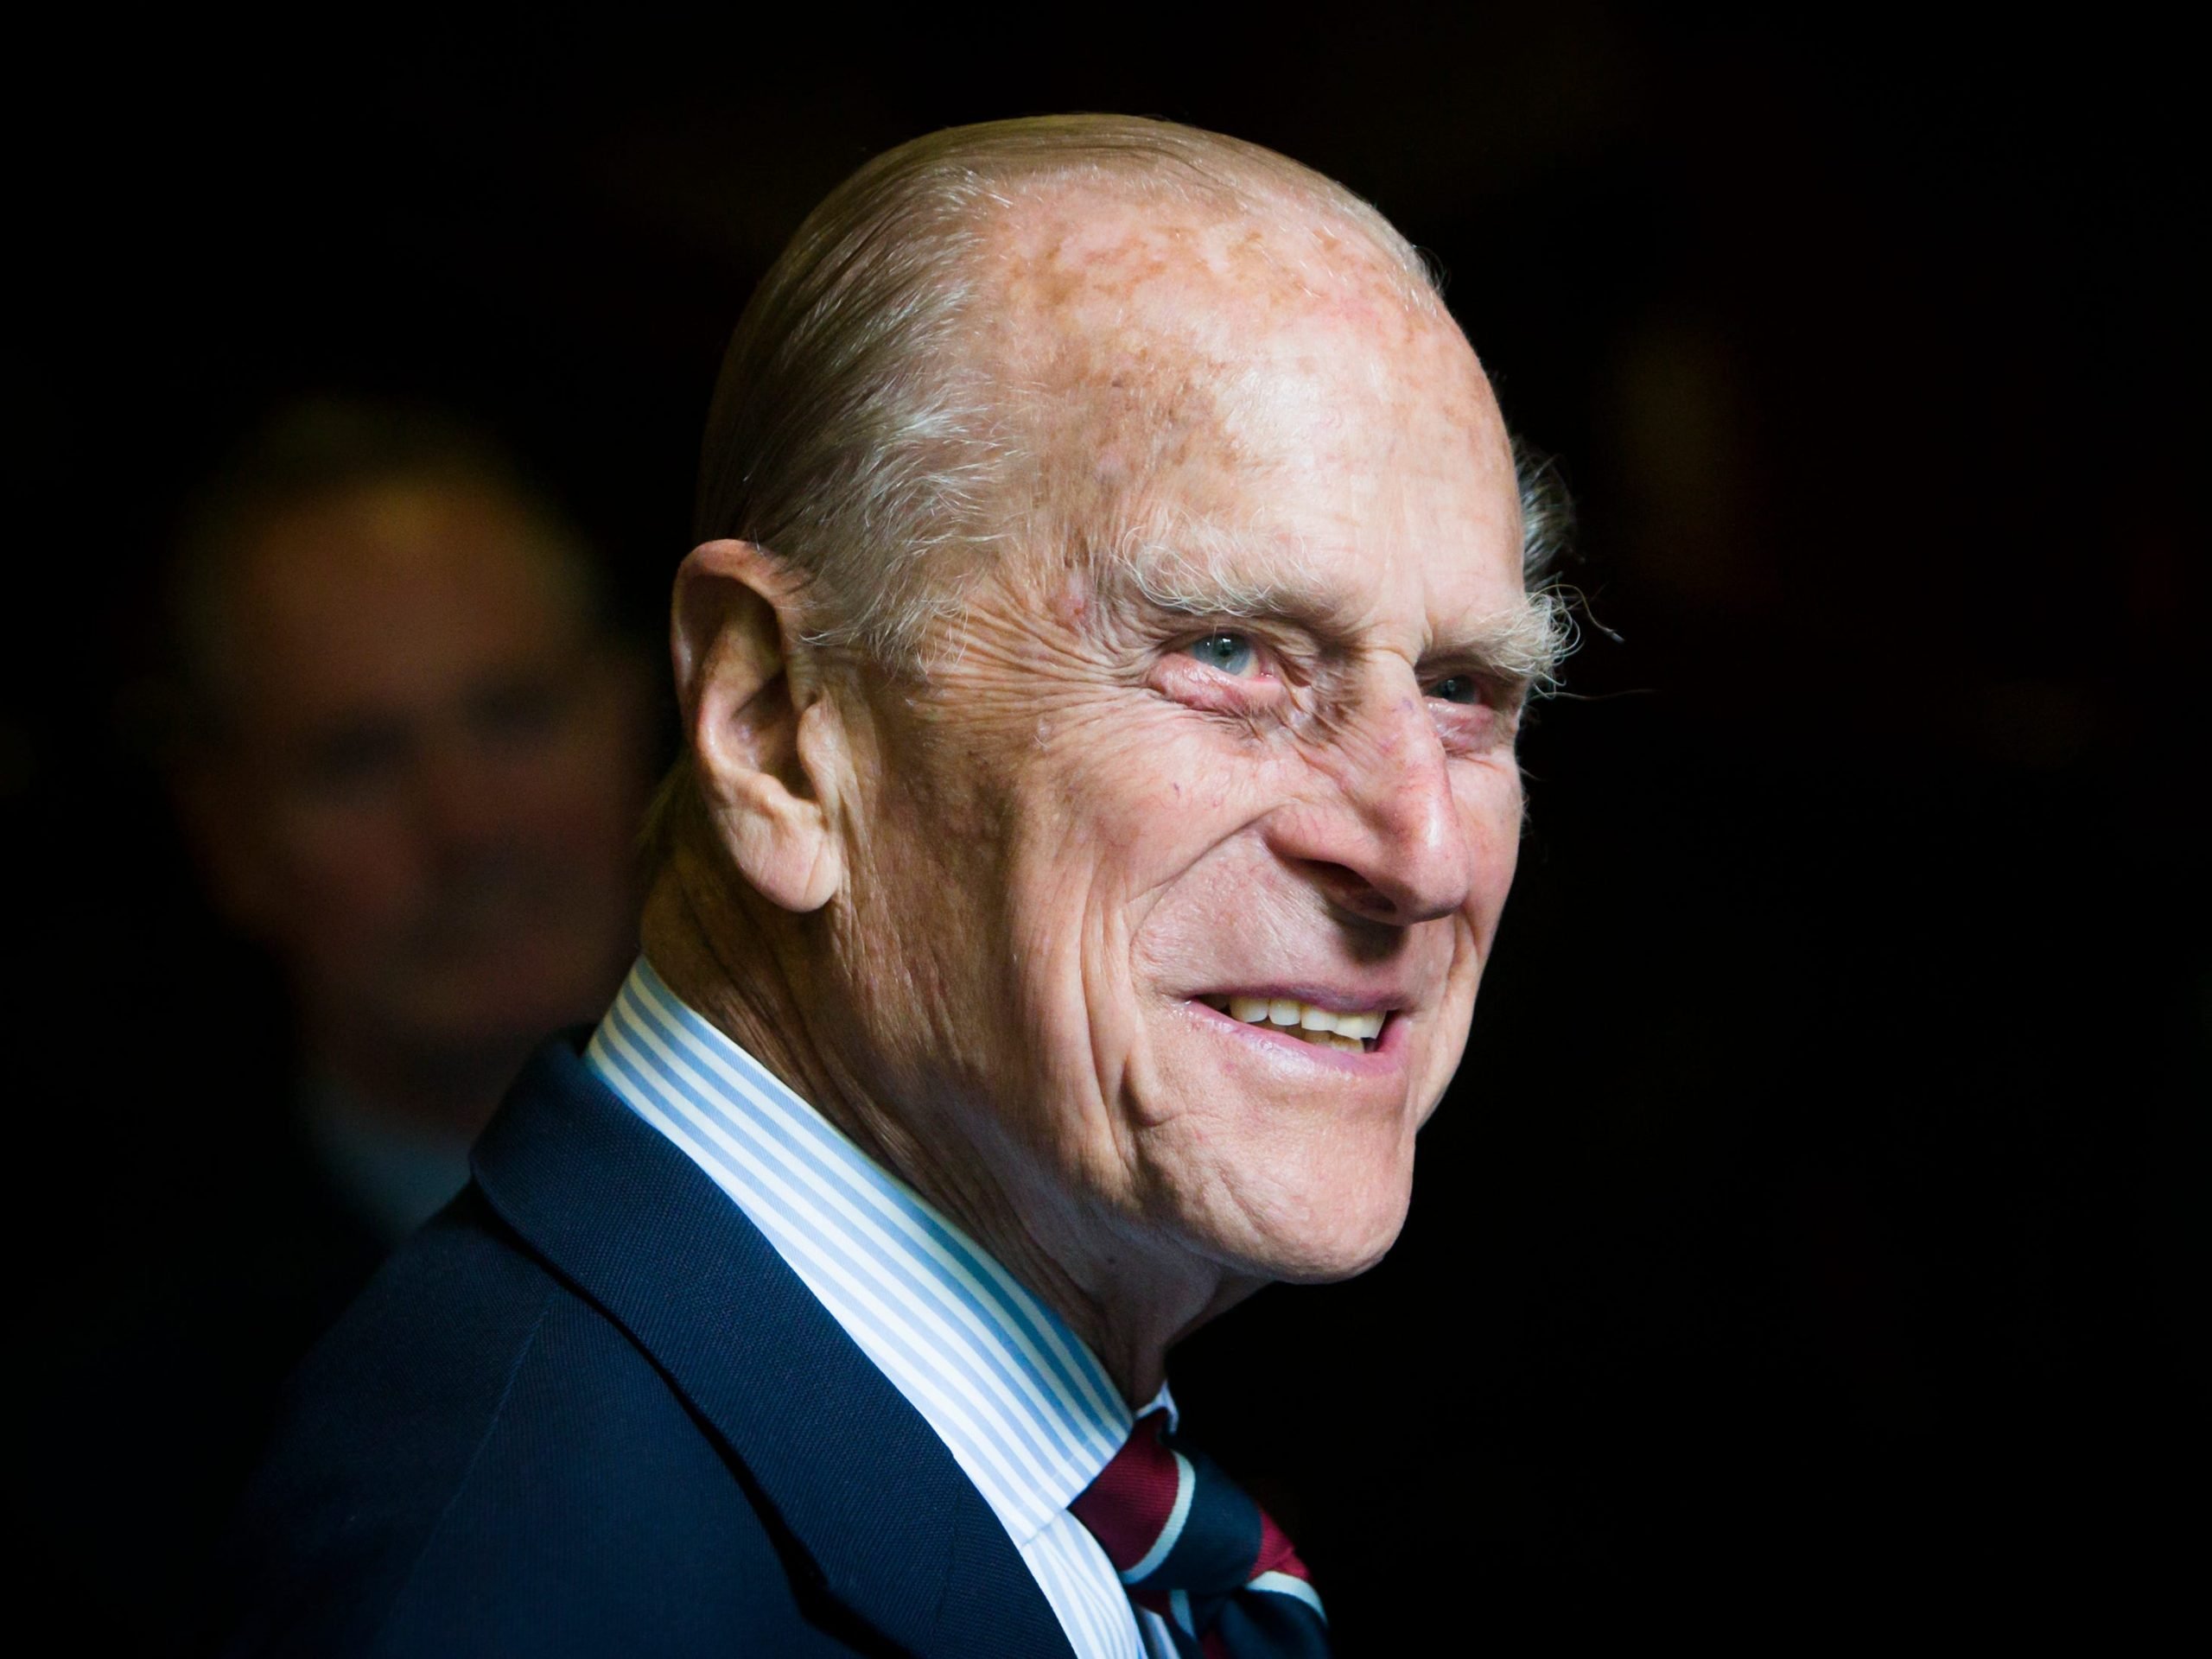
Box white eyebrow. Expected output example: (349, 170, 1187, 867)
(1086, 513, 1567, 690)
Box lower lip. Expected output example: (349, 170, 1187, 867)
(1182, 999, 1409, 1074)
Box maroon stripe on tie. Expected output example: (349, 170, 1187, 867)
(1254, 1510, 1312, 1583)
(1068, 1410, 1182, 1573)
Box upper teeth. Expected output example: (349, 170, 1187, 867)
(1217, 995, 1384, 1042)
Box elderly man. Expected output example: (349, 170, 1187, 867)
(223, 117, 1561, 1658)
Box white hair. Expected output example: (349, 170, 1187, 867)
(690, 116, 1530, 653)
(654, 116, 1571, 855)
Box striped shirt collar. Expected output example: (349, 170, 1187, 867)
(585, 956, 1151, 1547)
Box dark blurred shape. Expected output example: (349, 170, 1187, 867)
(16, 8, 2200, 1649)
(29, 397, 653, 1652)
(166, 397, 650, 1234)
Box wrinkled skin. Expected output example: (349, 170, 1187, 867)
(660, 187, 1536, 1398)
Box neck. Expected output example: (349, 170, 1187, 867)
(642, 850, 1257, 1403)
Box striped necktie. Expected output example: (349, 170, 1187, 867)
(1069, 1408, 1331, 1658)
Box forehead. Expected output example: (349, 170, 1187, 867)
(221, 479, 580, 721)
(974, 184, 1521, 622)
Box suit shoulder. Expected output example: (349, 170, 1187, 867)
(217, 1191, 563, 1651)
(219, 1190, 824, 1656)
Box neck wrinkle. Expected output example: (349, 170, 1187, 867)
(641, 850, 1228, 1408)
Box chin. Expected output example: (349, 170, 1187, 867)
(1195, 1160, 1417, 1287)
(1257, 1212, 1409, 1285)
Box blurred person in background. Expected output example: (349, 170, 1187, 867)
(220, 118, 1560, 1659)
(27, 397, 653, 1653)
(168, 397, 652, 1247)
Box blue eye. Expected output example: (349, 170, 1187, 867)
(1187, 632, 1257, 675)
(1429, 675, 1480, 705)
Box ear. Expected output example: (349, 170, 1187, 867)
(671, 539, 848, 913)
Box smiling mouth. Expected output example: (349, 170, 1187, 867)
(1196, 994, 1389, 1053)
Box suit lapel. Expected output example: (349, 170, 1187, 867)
(471, 1039, 1076, 1659)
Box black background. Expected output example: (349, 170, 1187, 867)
(16, 4, 2201, 1646)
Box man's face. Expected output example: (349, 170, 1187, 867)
(194, 479, 645, 1088)
(830, 198, 1534, 1287)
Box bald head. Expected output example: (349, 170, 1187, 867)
(975, 178, 1510, 590)
(657, 118, 1560, 1354)
(659, 118, 1567, 874)
(690, 117, 1499, 658)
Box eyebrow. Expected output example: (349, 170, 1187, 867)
(1092, 522, 1563, 690)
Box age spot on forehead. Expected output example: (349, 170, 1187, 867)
(986, 186, 1433, 366)
(979, 185, 1465, 540)
(960, 179, 1516, 645)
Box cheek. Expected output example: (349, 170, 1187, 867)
(978, 719, 1294, 1071)
(495, 739, 638, 868)
(1044, 722, 1300, 957)
(1127, 852, 1322, 989)
(1459, 765, 1524, 915)
(268, 800, 428, 937)
(1059, 701, 1300, 849)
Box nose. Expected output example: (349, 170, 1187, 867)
(1264, 684, 1477, 926)
(416, 725, 514, 859)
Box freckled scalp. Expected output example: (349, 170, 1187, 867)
(958, 184, 1557, 690)
(972, 181, 1455, 518)
(655, 118, 1572, 868)
(696, 122, 1429, 590)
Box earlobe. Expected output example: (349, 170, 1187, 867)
(671, 540, 847, 913)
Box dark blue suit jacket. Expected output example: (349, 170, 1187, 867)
(218, 1038, 1079, 1657)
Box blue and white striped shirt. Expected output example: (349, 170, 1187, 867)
(585, 957, 1176, 1658)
